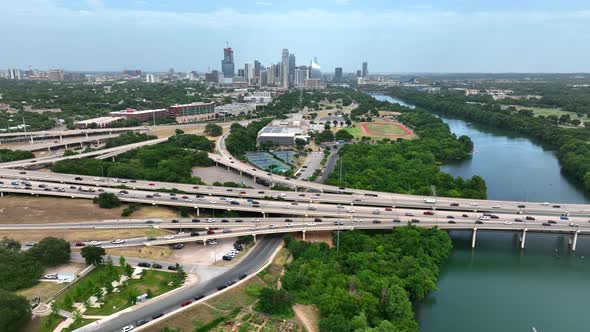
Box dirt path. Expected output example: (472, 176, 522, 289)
(293, 304, 319, 332)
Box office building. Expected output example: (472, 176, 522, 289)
(145, 74, 158, 83)
(281, 48, 289, 88)
(109, 108, 169, 122)
(304, 78, 321, 89)
(48, 69, 65, 81)
(294, 66, 309, 87)
(7, 68, 21, 80)
(267, 64, 276, 86)
(245, 63, 254, 84)
(254, 60, 261, 78)
(205, 70, 220, 83)
(168, 102, 216, 123)
(288, 53, 296, 86)
(362, 62, 368, 78)
(309, 57, 321, 79)
(257, 117, 309, 146)
(237, 69, 245, 77)
(334, 67, 343, 81)
(123, 69, 142, 76)
(356, 70, 362, 77)
(221, 46, 235, 78)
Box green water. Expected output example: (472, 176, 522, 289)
(372, 94, 590, 332)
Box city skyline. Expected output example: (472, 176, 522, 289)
(1, 0, 590, 73)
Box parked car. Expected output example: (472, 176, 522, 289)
(138, 262, 151, 268)
(167, 265, 178, 271)
(152, 263, 162, 269)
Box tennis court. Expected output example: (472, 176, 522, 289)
(271, 150, 297, 164)
(245, 152, 291, 173)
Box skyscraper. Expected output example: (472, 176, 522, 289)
(362, 62, 368, 78)
(294, 66, 309, 87)
(221, 46, 235, 78)
(281, 48, 289, 88)
(288, 53, 296, 86)
(267, 64, 276, 85)
(334, 67, 343, 81)
(254, 60, 261, 78)
(309, 57, 321, 79)
(245, 63, 254, 84)
(7, 68, 21, 80)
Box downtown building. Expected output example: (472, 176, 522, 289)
(221, 46, 235, 84)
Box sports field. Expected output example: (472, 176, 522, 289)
(344, 121, 414, 139)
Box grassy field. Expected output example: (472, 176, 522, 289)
(0, 228, 170, 242)
(0, 196, 178, 224)
(500, 104, 586, 121)
(16, 281, 67, 302)
(106, 246, 173, 261)
(364, 122, 408, 135)
(84, 269, 178, 316)
(342, 126, 363, 138)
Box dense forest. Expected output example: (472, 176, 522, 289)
(104, 131, 157, 148)
(389, 88, 590, 193)
(282, 227, 452, 332)
(51, 134, 213, 183)
(327, 109, 486, 198)
(225, 119, 273, 158)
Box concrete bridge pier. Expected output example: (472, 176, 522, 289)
(111, 157, 115, 162)
(0, 192, 3, 197)
(85, 132, 88, 138)
(302, 230, 306, 241)
(252, 234, 256, 243)
(471, 228, 477, 248)
(195, 207, 200, 216)
(203, 240, 207, 246)
(262, 211, 266, 219)
(520, 229, 527, 249)
(239, 171, 242, 176)
(59, 134, 63, 141)
(572, 231, 579, 251)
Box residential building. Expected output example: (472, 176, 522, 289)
(245, 63, 254, 84)
(254, 60, 261, 78)
(7, 68, 21, 80)
(304, 78, 321, 89)
(168, 102, 216, 123)
(294, 66, 309, 87)
(48, 69, 65, 81)
(145, 74, 158, 83)
(288, 53, 296, 86)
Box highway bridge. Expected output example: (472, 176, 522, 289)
(7, 134, 119, 152)
(0, 126, 147, 144)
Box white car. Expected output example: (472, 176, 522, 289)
(470, 202, 478, 206)
(308, 205, 317, 211)
(347, 208, 355, 213)
(541, 202, 550, 206)
(93, 177, 102, 182)
(492, 205, 500, 209)
(569, 223, 579, 227)
(504, 221, 513, 225)
(206, 218, 216, 223)
(354, 218, 363, 222)
(479, 216, 490, 221)
(89, 241, 101, 246)
(111, 239, 126, 244)
(163, 235, 174, 240)
(306, 222, 316, 227)
(209, 200, 217, 204)
(121, 325, 135, 332)
(269, 224, 278, 229)
(285, 223, 294, 228)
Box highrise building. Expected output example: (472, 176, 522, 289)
(334, 67, 343, 81)
(288, 53, 296, 86)
(221, 46, 235, 78)
(245, 63, 254, 84)
(267, 64, 276, 86)
(294, 66, 309, 87)
(254, 60, 261, 78)
(260, 69, 268, 86)
(7, 68, 21, 80)
(309, 57, 321, 79)
(145, 74, 158, 83)
(281, 49, 289, 88)
(362, 62, 368, 78)
(48, 69, 64, 81)
(237, 69, 245, 77)
(168, 67, 175, 75)
(356, 70, 362, 77)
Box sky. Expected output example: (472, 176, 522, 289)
(2, 0, 590, 73)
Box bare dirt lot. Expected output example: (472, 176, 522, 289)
(0, 196, 178, 224)
(16, 282, 67, 302)
(293, 230, 334, 247)
(192, 166, 266, 189)
(0, 228, 170, 242)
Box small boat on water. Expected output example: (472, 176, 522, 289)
(532, 327, 538, 332)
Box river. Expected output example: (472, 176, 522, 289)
(371, 93, 590, 332)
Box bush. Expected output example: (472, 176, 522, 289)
(255, 288, 293, 317)
(204, 123, 223, 137)
(93, 192, 121, 208)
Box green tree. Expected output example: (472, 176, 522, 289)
(204, 123, 223, 136)
(0, 250, 43, 291)
(0, 237, 21, 252)
(334, 129, 354, 141)
(256, 288, 294, 316)
(0, 290, 32, 332)
(93, 192, 122, 208)
(27, 237, 71, 266)
(80, 246, 106, 265)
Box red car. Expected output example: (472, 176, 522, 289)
(181, 301, 192, 307)
(423, 211, 435, 216)
(74, 242, 85, 247)
(182, 196, 189, 199)
(385, 208, 392, 211)
(207, 230, 215, 235)
(149, 183, 155, 186)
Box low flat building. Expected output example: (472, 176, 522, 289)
(168, 102, 216, 123)
(109, 108, 169, 122)
(74, 117, 122, 129)
(257, 126, 307, 146)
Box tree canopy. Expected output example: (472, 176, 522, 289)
(27, 237, 71, 266)
(0, 290, 32, 332)
(80, 246, 106, 265)
(0, 249, 43, 291)
(93, 192, 122, 208)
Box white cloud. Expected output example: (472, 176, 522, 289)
(255, 1, 272, 6)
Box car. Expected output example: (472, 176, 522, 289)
(404, 212, 414, 216)
(111, 239, 126, 244)
(514, 218, 524, 222)
(548, 220, 557, 224)
(346, 208, 355, 213)
(306, 222, 316, 227)
(553, 205, 561, 208)
(450, 203, 459, 207)
(560, 215, 569, 220)
(475, 220, 484, 224)
(291, 202, 299, 206)
(146, 237, 157, 241)
(172, 244, 184, 250)
(181, 301, 192, 307)
(221, 219, 229, 223)
(448, 220, 457, 224)
(372, 220, 382, 224)
(170, 196, 178, 201)
(136, 319, 149, 326)
(525, 216, 535, 221)
(504, 221, 513, 225)
(217, 284, 228, 290)
(462, 214, 469, 218)
(492, 205, 500, 209)
(206, 218, 216, 223)
(385, 208, 392, 211)
(235, 219, 243, 223)
(423, 211, 434, 216)
(24, 242, 35, 247)
(74, 177, 83, 180)
(239, 273, 248, 280)
(44, 274, 58, 279)
(410, 219, 420, 223)
(163, 235, 174, 240)
(138, 262, 151, 268)
(393, 218, 401, 223)
(207, 230, 215, 235)
(569, 223, 579, 227)
(372, 210, 381, 215)
(222, 255, 233, 261)
(223, 229, 232, 233)
(470, 202, 478, 206)
(314, 218, 322, 222)
(151, 263, 162, 269)
(171, 219, 179, 223)
(479, 216, 490, 220)
(490, 215, 499, 219)
(541, 202, 550, 206)
(518, 204, 526, 208)
(152, 313, 164, 319)
(194, 295, 205, 301)
(447, 215, 455, 219)
(333, 221, 344, 225)
(88, 240, 101, 246)
(121, 325, 135, 332)
(269, 224, 278, 229)
(542, 222, 552, 226)
(19, 171, 27, 175)
(192, 219, 200, 223)
(168, 265, 178, 271)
